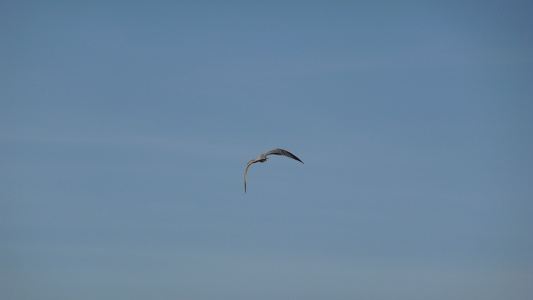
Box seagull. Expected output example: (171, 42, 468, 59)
(244, 148, 304, 193)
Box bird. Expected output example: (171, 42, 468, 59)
(244, 148, 303, 193)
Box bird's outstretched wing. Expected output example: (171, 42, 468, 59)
(265, 148, 304, 164)
(244, 159, 256, 193)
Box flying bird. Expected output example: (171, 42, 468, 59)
(244, 148, 303, 193)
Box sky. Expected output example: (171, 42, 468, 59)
(1, 1, 532, 299)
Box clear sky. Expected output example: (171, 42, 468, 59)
(1, 1, 532, 299)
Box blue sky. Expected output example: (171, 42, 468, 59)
(1, 1, 532, 299)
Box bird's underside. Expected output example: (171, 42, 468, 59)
(244, 148, 303, 193)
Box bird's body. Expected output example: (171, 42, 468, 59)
(244, 148, 303, 192)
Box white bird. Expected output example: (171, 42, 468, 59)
(244, 148, 303, 193)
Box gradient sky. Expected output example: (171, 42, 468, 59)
(1, 1, 532, 299)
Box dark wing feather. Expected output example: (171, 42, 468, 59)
(265, 148, 304, 163)
(244, 159, 256, 193)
